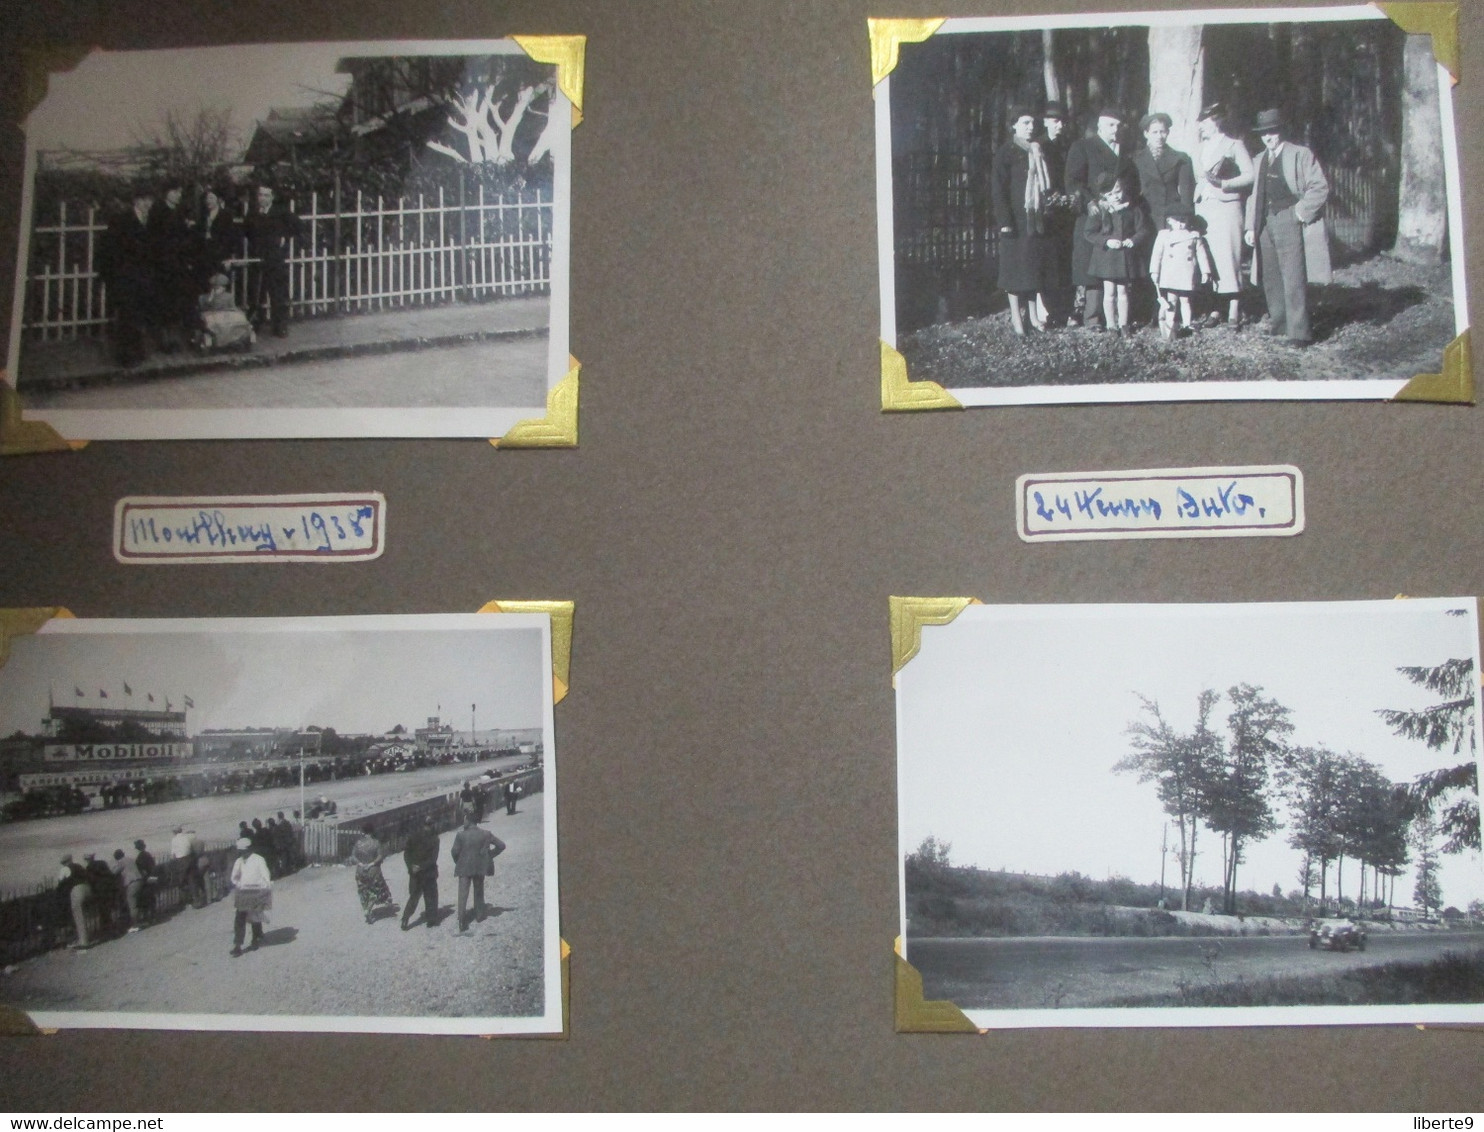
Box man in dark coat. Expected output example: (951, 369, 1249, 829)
(450, 812, 506, 933)
(147, 183, 197, 350)
(400, 816, 442, 929)
(97, 186, 159, 366)
(1037, 101, 1075, 329)
(241, 184, 303, 337)
(1064, 108, 1134, 330)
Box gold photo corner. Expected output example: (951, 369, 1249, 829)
(1377, 2, 1459, 83)
(483, 937, 571, 1040)
(880, 341, 961, 412)
(894, 938, 979, 1033)
(512, 35, 586, 126)
(477, 599, 574, 703)
(1393, 331, 1473, 402)
(869, 19, 946, 87)
(491, 358, 579, 448)
(1, 382, 86, 456)
(0, 608, 74, 669)
(889, 596, 978, 682)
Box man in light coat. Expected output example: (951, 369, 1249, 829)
(1244, 108, 1330, 346)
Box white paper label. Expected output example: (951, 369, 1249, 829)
(1017, 466, 1303, 542)
(114, 493, 386, 563)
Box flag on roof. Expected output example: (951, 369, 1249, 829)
(99, 689, 108, 698)
(184, 695, 195, 708)
(74, 686, 83, 697)
(124, 682, 132, 695)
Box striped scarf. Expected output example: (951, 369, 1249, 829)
(1014, 136, 1051, 236)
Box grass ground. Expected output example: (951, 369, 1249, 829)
(899, 255, 1455, 389)
(1108, 949, 1484, 1007)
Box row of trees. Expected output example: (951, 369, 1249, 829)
(1115, 658, 1479, 916)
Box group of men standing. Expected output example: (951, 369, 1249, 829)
(995, 100, 1330, 346)
(54, 830, 209, 950)
(98, 181, 304, 367)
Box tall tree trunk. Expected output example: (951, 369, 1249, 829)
(1042, 29, 1062, 105)
(1391, 33, 1448, 264)
(1147, 25, 1205, 156)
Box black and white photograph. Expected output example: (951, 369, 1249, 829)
(896, 599, 1484, 1028)
(6, 39, 573, 439)
(0, 612, 562, 1034)
(875, 7, 1467, 404)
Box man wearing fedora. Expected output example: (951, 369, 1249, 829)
(1244, 108, 1330, 346)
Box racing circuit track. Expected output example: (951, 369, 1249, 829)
(0, 755, 524, 892)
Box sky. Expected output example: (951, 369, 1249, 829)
(897, 599, 1484, 909)
(0, 615, 548, 738)
(27, 44, 355, 162)
(25, 39, 529, 162)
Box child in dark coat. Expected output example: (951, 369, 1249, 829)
(1085, 173, 1150, 337)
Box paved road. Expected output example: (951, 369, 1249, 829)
(24, 334, 548, 411)
(0, 756, 523, 891)
(1, 803, 547, 1027)
(909, 930, 1484, 1010)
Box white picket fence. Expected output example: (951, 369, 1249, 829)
(24, 184, 552, 341)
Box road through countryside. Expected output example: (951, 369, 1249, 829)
(909, 930, 1484, 1010)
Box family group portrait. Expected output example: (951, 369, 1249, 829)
(7, 39, 572, 439)
(0, 613, 562, 1034)
(878, 8, 1464, 402)
(896, 599, 1484, 1029)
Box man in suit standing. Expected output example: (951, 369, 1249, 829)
(1064, 108, 1135, 330)
(1244, 108, 1330, 346)
(400, 816, 442, 930)
(451, 811, 506, 933)
(242, 184, 303, 338)
(98, 185, 159, 366)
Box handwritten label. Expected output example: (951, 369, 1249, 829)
(114, 494, 385, 564)
(1017, 467, 1302, 542)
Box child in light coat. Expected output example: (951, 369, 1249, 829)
(1148, 207, 1215, 339)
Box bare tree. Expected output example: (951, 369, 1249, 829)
(130, 108, 237, 185)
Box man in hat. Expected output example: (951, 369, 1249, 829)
(97, 184, 160, 366)
(1244, 108, 1330, 346)
(1037, 101, 1076, 329)
(229, 836, 272, 956)
(1065, 107, 1135, 330)
(56, 854, 93, 949)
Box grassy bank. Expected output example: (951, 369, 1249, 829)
(1108, 949, 1484, 1008)
(907, 858, 1322, 938)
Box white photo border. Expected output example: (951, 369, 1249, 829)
(895, 597, 1484, 1029)
(874, 5, 1468, 405)
(6, 39, 573, 440)
(5, 611, 563, 1035)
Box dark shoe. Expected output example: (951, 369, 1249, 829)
(400, 919, 412, 931)
(230, 947, 243, 958)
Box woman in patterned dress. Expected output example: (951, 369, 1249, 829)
(349, 831, 398, 924)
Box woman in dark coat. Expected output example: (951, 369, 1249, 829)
(194, 187, 241, 285)
(990, 107, 1054, 335)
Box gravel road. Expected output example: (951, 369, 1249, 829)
(910, 930, 1484, 1010)
(1, 804, 547, 1026)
